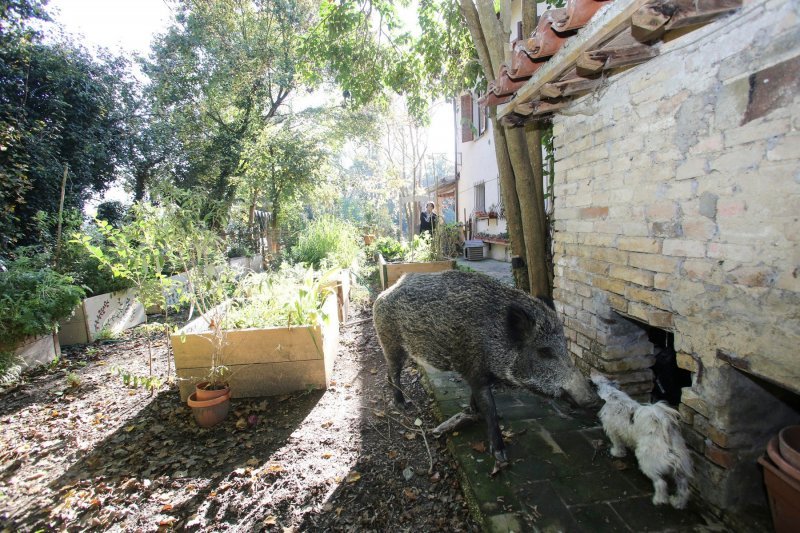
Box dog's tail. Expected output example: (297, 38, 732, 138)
(651, 401, 681, 423)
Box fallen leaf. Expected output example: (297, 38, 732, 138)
(264, 515, 277, 525)
(387, 450, 398, 460)
(246, 457, 259, 467)
(611, 459, 628, 471)
(321, 453, 332, 459)
(321, 421, 333, 429)
(429, 471, 441, 483)
(414, 418, 422, 427)
(404, 432, 417, 441)
(161, 504, 173, 512)
(236, 418, 248, 430)
(345, 471, 361, 483)
(403, 487, 418, 501)
(471, 441, 487, 453)
(265, 463, 284, 473)
(369, 368, 377, 375)
(374, 410, 386, 418)
(402, 467, 414, 481)
(125, 425, 136, 433)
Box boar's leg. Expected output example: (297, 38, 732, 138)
(385, 346, 409, 405)
(471, 384, 507, 463)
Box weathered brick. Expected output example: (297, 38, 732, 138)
(576, 283, 593, 298)
(626, 286, 670, 310)
(609, 265, 654, 287)
(646, 309, 674, 328)
(679, 403, 696, 425)
(653, 273, 673, 290)
(676, 352, 700, 373)
(581, 259, 610, 276)
(618, 237, 661, 254)
(607, 293, 628, 313)
(706, 242, 754, 262)
(710, 142, 765, 173)
(682, 217, 718, 240)
(593, 276, 626, 295)
(725, 266, 777, 287)
(629, 252, 679, 273)
(716, 198, 747, 218)
(645, 202, 678, 220)
(591, 247, 628, 264)
(724, 117, 790, 148)
(662, 239, 706, 258)
(581, 233, 616, 248)
(689, 133, 723, 155)
(676, 157, 707, 180)
(705, 441, 737, 469)
(681, 388, 710, 418)
(767, 132, 800, 161)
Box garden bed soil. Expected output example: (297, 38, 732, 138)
(0, 303, 479, 531)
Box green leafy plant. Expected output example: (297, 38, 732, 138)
(93, 327, 120, 342)
(0, 350, 24, 387)
(289, 215, 361, 271)
(66, 372, 81, 388)
(369, 236, 407, 262)
(227, 264, 334, 329)
(0, 259, 85, 347)
(112, 366, 163, 392)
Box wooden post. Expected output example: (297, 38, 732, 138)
(53, 164, 69, 268)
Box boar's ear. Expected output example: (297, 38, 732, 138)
(507, 303, 534, 347)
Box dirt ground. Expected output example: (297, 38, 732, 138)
(0, 302, 481, 532)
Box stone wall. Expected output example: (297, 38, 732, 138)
(550, 0, 799, 511)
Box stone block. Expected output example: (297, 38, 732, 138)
(646, 309, 674, 328)
(705, 441, 736, 469)
(678, 403, 695, 425)
(681, 388, 711, 418)
(617, 237, 661, 254)
(698, 191, 718, 219)
(653, 273, 673, 291)
(628, 253, 679, 274)
(607, 293, 628, 313)
(683, 427, 706, 454)
(625, 286, 670, 310)
(650, 220, 682, 238)
(676, 157, 708, 180)
(716, 198, 747, 218)
(724, 266, 777, 287)
(724, 117, 791, 148)
(609, 265, 654, 287)
(590, 247, 628, 265)
(706, 242, 754, 262)
(676, 352, 700, 373)
(682, 217, 718, 240)
(593, 276, 626, 295)
(710, 142, 765, 173)
(767, 132, 800, 161)
(662, 239, 706, 258)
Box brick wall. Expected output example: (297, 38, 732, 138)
(550, 0, 799, 511)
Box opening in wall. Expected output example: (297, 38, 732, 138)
(620, 315, 692, 406)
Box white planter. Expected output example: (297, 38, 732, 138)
(58, 287, 145, 345)
(1, 333, 61, 368)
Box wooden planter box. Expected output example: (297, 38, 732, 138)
(171, 294, 340, 401)
(58, 288, 145, 345)
(377, 253, 456, 290)
(0, 333, 60, 368)
(323, 269, 352, 323)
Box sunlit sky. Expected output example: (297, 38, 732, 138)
(47, 0, 456, 207)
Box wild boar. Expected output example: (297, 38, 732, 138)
(373, 270, 596, 464)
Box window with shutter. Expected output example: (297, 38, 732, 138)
(460, 94, 473, 142)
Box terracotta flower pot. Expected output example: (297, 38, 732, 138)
(187, 390, 231, 428)
(768, 436, 800, 482)
(759, 454, 800, 533)
(195, 381, 230, 402)
(779, 425, 800, 471)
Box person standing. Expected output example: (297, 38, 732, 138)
(419, 201, 438, 235)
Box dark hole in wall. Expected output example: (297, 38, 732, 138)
(623, 315, 691, 406)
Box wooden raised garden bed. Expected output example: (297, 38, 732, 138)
(171, 294, 340, 401)
(58, 287, 145, 345)
(377, 254, 456, 291)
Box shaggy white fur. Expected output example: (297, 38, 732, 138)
(591, 373, 693, 509)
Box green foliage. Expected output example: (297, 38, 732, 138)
(65, 371, 81, 388)
(369, 236, 406, 262)
(112, 366, 163, 391)
(0, 259, 84, 346)
(93, 327, 120, 342)
(95, 202, 128, 228)
(430, 222, 461, 259)
(302, 1, 479, 121)
(228, 264, 334, 329)
(0, 350, 24, 386)
(0, 2, 135, 251)
(144, 0, 314, 208)
(289, 215, 361, 270)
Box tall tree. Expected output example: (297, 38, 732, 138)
(0, 0, 133, 252)
(304, 0, 553, 296)
(144, 0, 314, 217)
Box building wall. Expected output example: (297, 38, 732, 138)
(550, 0, 799, 510)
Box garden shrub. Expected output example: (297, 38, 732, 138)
(289, 215, 361, 270)
(369, 236, 406, 262)
(0, 258, 85, 347)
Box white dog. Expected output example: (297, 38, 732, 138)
(591, 373, 693, 509)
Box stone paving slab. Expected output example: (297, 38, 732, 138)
(419, 363, 722, 532)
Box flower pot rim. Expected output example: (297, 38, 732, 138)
(779, 425, 800, 471)
(196, 381, 230, 391)
(768, 435, 800, 481)
(188, 390, 231, 408)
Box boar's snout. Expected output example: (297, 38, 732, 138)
(560, 370, 599, 407)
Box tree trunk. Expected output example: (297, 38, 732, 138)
(460, 0, 552, 297)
